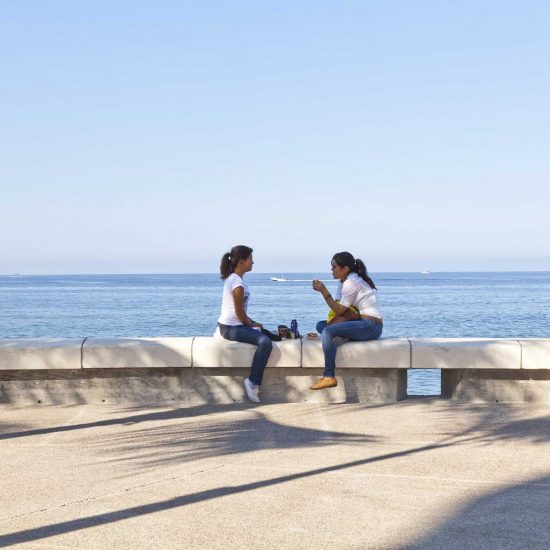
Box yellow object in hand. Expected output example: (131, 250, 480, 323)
(327, 301, 359, 322)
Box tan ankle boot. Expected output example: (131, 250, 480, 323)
(310, 377, 338, 390)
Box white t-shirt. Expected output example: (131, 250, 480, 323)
(335, 273, 382, 318)
(217, 273, 250, 326)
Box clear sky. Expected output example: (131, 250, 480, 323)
(1, 1, 549, 273)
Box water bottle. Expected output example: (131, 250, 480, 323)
(290, 319, 298, 339)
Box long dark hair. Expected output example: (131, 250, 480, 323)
(220, 245, 253, 280)
(332, 251, 376, 289)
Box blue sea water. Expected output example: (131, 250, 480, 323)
(1, 272, 549, 395)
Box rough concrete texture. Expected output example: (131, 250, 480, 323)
(82, 338, 193, 369)
(192, 337, 301, 368)
(1, 400, 549, 549)
(0, 339, 84, 370)
(411, 338, 521, 370)
(302, 337, 410, 369)
(442, 369, 550, 403)
(0, 368, 406, 405)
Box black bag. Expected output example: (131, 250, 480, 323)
(260, 328, 282, 341)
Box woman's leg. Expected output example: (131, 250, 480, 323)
(316, 320, 328, 334)
(321, 320, 383, 378)
(219, 324, 272, 385)
(248, 332, 272, 385)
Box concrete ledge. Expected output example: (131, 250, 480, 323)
(2, 337, 550, 404)
(82, 338, 193, 369)
(411, 338, 521, 369)
(0, 339, 84, 370)
(0, 368, 182, 405)
(519, 339, 550, 370)
(302, 338, 410, 369)
(192, 337, 301, 368)
(0, 367, 406, 404)
(442, 369, 550, 403)
(180, 368, 405, 404)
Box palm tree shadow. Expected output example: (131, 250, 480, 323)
(0, 403, 252, 441)
(403, 473, 550, 549)
(98, 407, 381, 472)
(338, 399, 550, 447)
(2, 405, 550, 548)
(429, 403, 550, 447)
(0, 440, 449, 548)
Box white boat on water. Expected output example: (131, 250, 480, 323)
(270, 276, 287, 282)
(420, 270, 431, 274)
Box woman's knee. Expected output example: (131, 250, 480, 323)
(364, 321, 383, 340)
(316, 320, 327, 334)
(321, 326, 336, 345)
(258, 334, 272, 350)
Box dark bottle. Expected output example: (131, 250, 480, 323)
(290, 319, 298, 339)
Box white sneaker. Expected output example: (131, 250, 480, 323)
(244, 378, 261, 403)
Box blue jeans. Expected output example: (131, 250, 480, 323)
(218, 323, 273, 385)
(317, 319, 383, 378)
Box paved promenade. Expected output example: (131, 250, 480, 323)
(1, 399, 550, 549)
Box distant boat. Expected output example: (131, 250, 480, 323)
(270, 276, 287, 282)
(420, 270, 431, 274)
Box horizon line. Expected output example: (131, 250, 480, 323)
(1, 270, 549, 277)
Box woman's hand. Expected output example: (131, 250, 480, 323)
(251, 321, 263, 329)
(312, 279, 329, 298)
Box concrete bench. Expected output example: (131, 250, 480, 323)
(192, 336, 411, 402)
(1, 337, 550, 404)
(302, 337, 410, 402)
(0, 338, 193, 405)
(82, 337, 193, 369)
(0, 338, 84, 370)
(410, 338, 550, 402)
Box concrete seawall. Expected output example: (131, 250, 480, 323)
(1, 337, 549, 404)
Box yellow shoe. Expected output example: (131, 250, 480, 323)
(310, 377, 338, 390)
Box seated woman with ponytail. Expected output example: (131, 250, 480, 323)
(311, 251, 383, 390)
(218, 245, 272, 403)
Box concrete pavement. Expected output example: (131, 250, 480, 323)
(1, 399, 550, 549)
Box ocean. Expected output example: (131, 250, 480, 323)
(1, 272, 549, 396)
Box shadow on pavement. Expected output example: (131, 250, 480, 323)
(404, 473, 550, 549)
(0, 403, 254, 440)
(0, 440, 451, 547)
(1, 402, 550, 547)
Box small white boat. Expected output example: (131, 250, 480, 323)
(420, 270, 430, 274)
(270, 276, 287, 282)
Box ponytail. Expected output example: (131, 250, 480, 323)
(220, 252, 233, 280)
(354, 258, 376, 290)
(332, 252, 376, 289)
(220, 245, 253, 279)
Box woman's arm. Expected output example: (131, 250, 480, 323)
(312, 280, 348, 316)
(232, 287, 262, 328)
(329, 309, 361, 324)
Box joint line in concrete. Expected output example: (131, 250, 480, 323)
(80, 337, 88, 369)
(518, 339, 523, 369)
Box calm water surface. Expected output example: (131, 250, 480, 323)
(1, 272, 549, 395)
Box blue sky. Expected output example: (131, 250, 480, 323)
(1, 1, 549, 273)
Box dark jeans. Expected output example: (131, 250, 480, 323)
(316, 319, 383, 378)
(218, 323, 273, 385)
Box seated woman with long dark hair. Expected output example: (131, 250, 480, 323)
(311, 251, 383, 390)
(218, 245, 272, 403)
